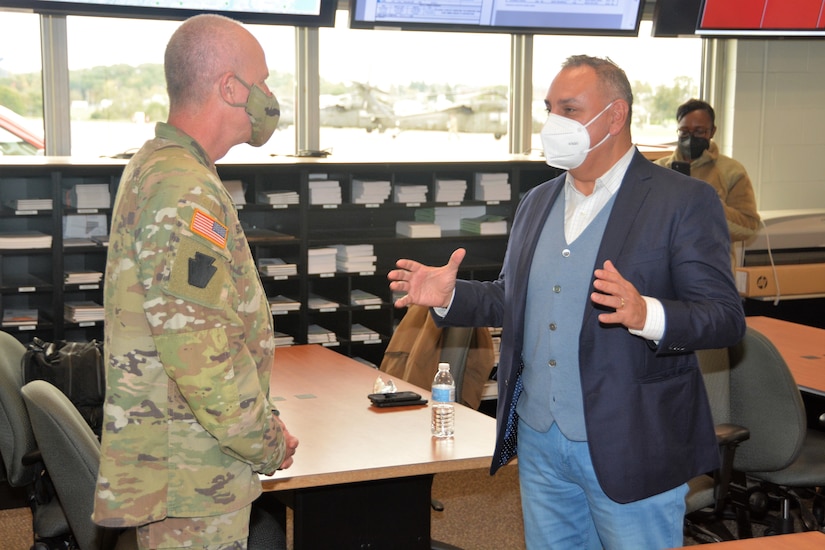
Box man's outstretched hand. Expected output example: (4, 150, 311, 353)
(387, 248, 466, 309)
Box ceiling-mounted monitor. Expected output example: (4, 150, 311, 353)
(651, 0, 701, 37)
(0, 0, 338, 26)
(696, 0, 825, 37)
(349, 0, 645, 36)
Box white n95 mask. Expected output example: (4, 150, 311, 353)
(540, 101, 614, 170)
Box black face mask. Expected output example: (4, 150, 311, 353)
(678, 136, 710, 160)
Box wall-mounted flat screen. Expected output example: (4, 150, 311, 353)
(651, 0, 701, 36)
(0, 0, 337, 26)
(696, 0, 825, 36)
(349, 0, 644, 36)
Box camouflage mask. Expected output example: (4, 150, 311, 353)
(229, 75, 280, 147)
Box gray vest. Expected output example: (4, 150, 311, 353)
(517, 191, 616, 441)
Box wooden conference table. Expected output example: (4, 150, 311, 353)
(679, 530, 825, 549)
(745, 316, 825, 396)
(260, 344, 497, 549)
(671, 530, 825, 549)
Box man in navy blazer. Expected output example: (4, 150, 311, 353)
(388, 55, 745, 549)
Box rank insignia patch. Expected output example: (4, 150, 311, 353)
(190, 208, 227, 248)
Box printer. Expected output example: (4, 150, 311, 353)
(736, 209, 825, 299)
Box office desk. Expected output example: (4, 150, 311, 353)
(261, 344, 497, 548)
(745, 316, 825, 396)
(675, 530, 825, 549)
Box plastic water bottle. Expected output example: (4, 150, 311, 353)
(431, 362, 456, 438)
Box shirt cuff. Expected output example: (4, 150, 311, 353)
(628, 296, 665, 342)
(432, 288, 456, 318)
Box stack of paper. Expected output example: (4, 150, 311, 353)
(415, 205, 486, 232)
(2, 308, 38, 327)
(5, 198, 53, 211)
(307, 294, 340, 311)
(269, 295, 301, 314)
(351, 179, 391, 205)
(393, 184, 428, 204)
(460, 214, 508, 235)
(257, 258, 297, 278)
(272, 330, 295, 347)
(332, 244, 376, 273)
(256, 190, 299, 206)
(307, 324, 338, 345)
(64, 300, 104, 323)
(222, 180, 246, 206)
(350, 289, 382, 306)
(434, 179, 467, 203)
(64, 183, 110, 209)
(65, 270, 103, 285)
(309, 179, 342, 205)
(63, 238, 96, 247)
(350, 323, 381, 342)
(307, 247, 337, 274)
(474, 173, 511, 201)
(396, 221, 441, 238)
(0, 231, 52, 249)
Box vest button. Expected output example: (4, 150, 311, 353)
(562, 249, 571, 257)
(549, 323, 557, 331)
(548, 359, 557, 367)
(553, 285, 561, 293)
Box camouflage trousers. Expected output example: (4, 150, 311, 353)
(136, 505, 251, 549)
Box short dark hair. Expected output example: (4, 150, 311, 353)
(561, 55, 634, 128)
(676, 99, 716, 126)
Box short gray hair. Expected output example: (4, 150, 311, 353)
(164, 14, 242, 110)
(561, 55, 633, 126)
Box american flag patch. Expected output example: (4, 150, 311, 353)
(190, 209, 228, 248)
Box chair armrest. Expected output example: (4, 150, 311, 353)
(715, 423, 750, 446)
(713, 423, 750, 515)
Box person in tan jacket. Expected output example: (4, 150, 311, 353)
(655, 99, 761, 269)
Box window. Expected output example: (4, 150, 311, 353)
(63, 16, 296, 160)
(319, 18, 512, 158)
(1, 9, 702, 160)
(0, 11, 44, 155)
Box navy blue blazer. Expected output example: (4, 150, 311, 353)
(438, 150, 746, 504)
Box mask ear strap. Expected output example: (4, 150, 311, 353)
(584, 131, 611, 154)
(584, 100, 616, 129)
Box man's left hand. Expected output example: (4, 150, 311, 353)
(591, 260, 646, 331)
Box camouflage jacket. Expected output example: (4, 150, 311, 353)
(93, 122, 286, 527)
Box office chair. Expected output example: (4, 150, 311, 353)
(683, 347, 750, 543)
(0, 331, 71, 549)
(380, 304, 495, 409)
(21, 380, 137, 550)
(21, 379, 287, 550)
(726, 327, 825, 536)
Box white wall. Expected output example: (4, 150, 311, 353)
(729, 40, 825, 211)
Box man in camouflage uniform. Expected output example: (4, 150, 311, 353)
(93, 14, 298, 549)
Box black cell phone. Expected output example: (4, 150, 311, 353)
(671, 161, 691, 176)
(368, 391, 428, 407)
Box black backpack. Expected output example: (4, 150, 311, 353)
(22, 337, 105, 437)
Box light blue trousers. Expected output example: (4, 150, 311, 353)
(517, 419, 687, 550)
